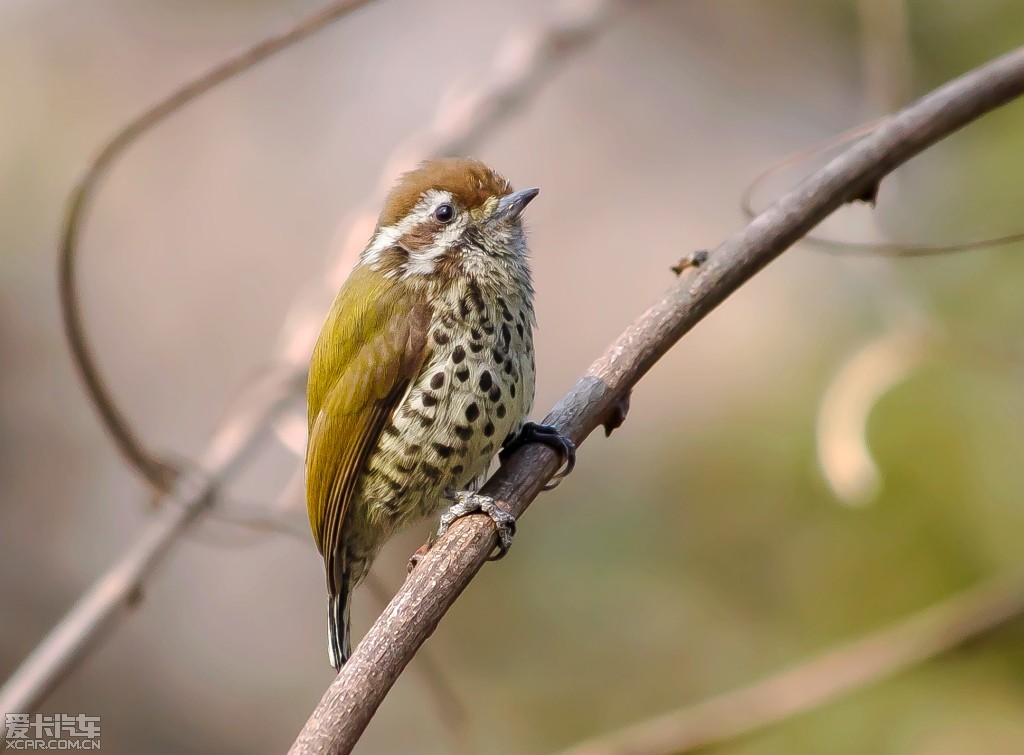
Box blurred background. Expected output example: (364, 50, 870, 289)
(3, 0, 1024, 752)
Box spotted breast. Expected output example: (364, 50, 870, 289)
(343, 280, 536, 583)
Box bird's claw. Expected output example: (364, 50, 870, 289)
(438, 491, 517, 561)
(500, 422, 576, 490)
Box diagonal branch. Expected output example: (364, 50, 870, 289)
(0, 367, 302, 719)
(288, 47, 1024, 754)
(557, 569, 1024, 755)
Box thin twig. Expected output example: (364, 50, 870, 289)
(739, 118, 1024, 256)
(288, 47, 1024, 755)
(557, 569, 1024, 755)
(57, 0, 377, 492)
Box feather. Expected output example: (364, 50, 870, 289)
(305, 264, 431, 601)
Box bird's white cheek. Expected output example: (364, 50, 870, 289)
(403, 253, 442, 278)
(401, 223, 466, 279)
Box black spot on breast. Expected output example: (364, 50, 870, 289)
(481, 442, 495, 455)
(469, 342, 483, 353)
(384, 424, 401, 437)
(396, 461, 413, 475)
(510, 384, 517, 398)
(430, 372, 445, 389)
(501, 324, 511, 345)
(459, 299, 471, 318)
(433, 330, 450, 346)
(456, 366, 470, 382)
(499, 300, 513, 322)
(454, 425, 474, 441)
(471, 328, 481, 340)
(479, 371, 492, 391)
(489, 386, 502, 402)
(421, 462, 442, 481)
(496, 404, 507, 419)
(484, 421, 495, 437)
(469, 282, 485, 313)
(465, 402, 480, 422)
(516, 322, 525, 338)
(491, 348, 505, 364)
(452, 464, 465, 477)
(433, 442, 454, 458)
(452, 346, 466, 364)
(422, 392, 438, 407)
(482, 321, 495, 335)
(503, 361, 515, 376)
(380, 473, 404, 493)
(406, 443, 422, 455)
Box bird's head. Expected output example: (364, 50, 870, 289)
(360, 158, 538, 286)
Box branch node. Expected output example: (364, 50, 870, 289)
(125, 586, 145, 609)
(671, 250, 708, 276)
(849, 177, 881, 206)
(602, 391, 631, 437)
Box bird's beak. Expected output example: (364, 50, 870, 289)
(492, 187, 540, 223)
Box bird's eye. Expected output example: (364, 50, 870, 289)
(434, 203, 456, 224)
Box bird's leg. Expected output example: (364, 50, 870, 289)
(407, 481, 516, 571)
(500, 422, 576, 490)
(407, 490, 517, 571)
(433, 489, 517, 561)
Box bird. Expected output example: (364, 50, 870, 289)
(305, 157, 575, 669)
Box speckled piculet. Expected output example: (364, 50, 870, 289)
(306, 158, 575, 669)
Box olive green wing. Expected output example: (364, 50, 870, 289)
(305, 265, 431, 591)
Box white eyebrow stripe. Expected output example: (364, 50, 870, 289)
(361, 190, 456, 267)
(422, 189, 453, 208)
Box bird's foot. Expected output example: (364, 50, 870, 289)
(437, 490, 517, 561)
(500, 422, 576, 490)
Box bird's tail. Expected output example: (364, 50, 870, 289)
(327, 585, 352, 670)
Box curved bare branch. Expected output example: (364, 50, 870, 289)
(58, 0, 377, 492)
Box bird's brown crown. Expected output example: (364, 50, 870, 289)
(377, 158, 512, 228)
